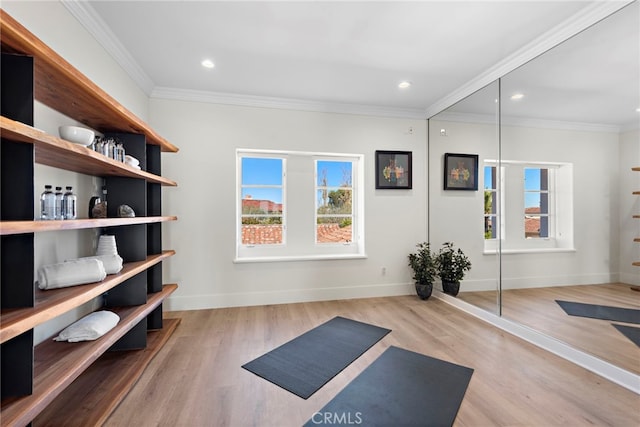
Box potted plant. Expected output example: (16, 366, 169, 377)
(435, 242, 472, 296)
(407, 242, 437, 300)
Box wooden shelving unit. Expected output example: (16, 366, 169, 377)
(0, 216, 176, 236)
(1, 9, 180, 426)
(632, 167, 640, 289)
(1, 117, 177, 186)
(32, 317, 181, 426)
(1, 251, 175, 344)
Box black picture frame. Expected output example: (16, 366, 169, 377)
(375, 150, 412, 189)
(443, 153, 478, 191)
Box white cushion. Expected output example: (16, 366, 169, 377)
(53, 311, 120, 342)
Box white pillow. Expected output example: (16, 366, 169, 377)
(54, 311, 120, 342)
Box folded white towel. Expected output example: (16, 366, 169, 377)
(54, 310, 120, 342)
(124, 155, 139, 166)
(37, 258, 106, 290)
(66, 254, 123, 275)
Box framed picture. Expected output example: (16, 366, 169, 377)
(375, 150, 412, 189)
(444, 153, 478, 191)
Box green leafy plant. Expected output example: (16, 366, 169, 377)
(435, 242, 472, 283)
(407, 242, 437, 285)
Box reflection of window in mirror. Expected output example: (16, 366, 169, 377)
(483, 160, 574, 253)
(483, 165, 499, 240)
(524, 167, 550, 239)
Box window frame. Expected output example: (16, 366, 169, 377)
(236, 149, 365, 262)
(483, 159, 574, 254)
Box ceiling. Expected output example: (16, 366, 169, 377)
(67, 1, 637, 126)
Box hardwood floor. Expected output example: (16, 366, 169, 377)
(105, 296, 639, 426)
(459, 283, 640, 375)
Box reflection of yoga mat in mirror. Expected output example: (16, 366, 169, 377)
(242, 316, 391, 399)
(304, 346, 473, 427)
(555, 300, 640, 324)
(612, 324, 640, 347)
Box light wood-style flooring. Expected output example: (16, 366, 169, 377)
(458, 283, 640, 375)
(103, 295, 639, 426)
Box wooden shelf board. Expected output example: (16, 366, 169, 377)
(634, 262, 640, 267)
(1, 216, 177, 236)
(633, 167, 640, 172)
(0, 10, 178, 153)
(634, 215, 640, 219)
(634, 191, 640, 196)
(32, 317, 180, 427)
(0, 251, 175, 344)
(1, 117, 177, 186)
(0, 284, 178, 427)
(635, 238, 640, 243)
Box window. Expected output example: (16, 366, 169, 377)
(316, 160, 353, 244)
(483, 160, 573, 253)
(524, 167, 552, 239)
(484, 165, 498, 240)
(237, 149, 364, 261)
(240, 157, 284, 246)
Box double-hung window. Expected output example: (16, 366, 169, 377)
(236, 149, 364, 261)
(483, 160, 573, 253)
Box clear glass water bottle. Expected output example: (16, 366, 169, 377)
(63, 186, 77, 219)
(40, 185, 55, 220)
(115, 142, 125, 162)
(54, 186, 64, 220)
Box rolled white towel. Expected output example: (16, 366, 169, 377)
(54, 310, 120, 342)
(66, 254, 123, 275)
(37, 258, 106, 290)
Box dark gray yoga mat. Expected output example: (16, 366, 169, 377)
(242, 316, 391, 399)
(304, 346, 474, 427)
(612, 324, 640, 347)
(556, 300, 640, 324)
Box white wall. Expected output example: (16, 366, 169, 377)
(150, 99, 427, 310)
(619, 129, 640, 285)
(429, 117, 625, 292)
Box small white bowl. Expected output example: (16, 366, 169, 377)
(59, 125, 95, 146)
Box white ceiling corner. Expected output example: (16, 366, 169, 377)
(61, 0, 155, 95)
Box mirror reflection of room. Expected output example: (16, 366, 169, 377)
(429, 1, 639, 375)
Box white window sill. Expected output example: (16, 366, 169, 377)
(483, 247, 576, 255)
(234, 254, 368, 263)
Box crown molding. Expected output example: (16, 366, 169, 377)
(425, 1, 635, 118)
(61, 0, 155, 95)
(151, 87, 427, 119)
(433, 111, 622, 134)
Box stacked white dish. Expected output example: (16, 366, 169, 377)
(124, 155, 141, 170)
(96, 235, 118, 256)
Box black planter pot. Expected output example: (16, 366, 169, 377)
(415, 282, 433, 300)
(442, 280, 460, 296)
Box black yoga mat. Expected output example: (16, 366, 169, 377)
(304, 346, 474, 427)
(555, 300, 640, 324)
(242, 316, 390, 399)
(612, 324, 640, 347)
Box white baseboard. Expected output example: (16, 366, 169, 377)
(461, 273, 619, 292)
(165, 282, 414, 311)
(434, 290, 640, 395)
(619, 272, 640, 286)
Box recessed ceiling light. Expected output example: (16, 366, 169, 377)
(201, 59, 215, 69)
(510, 93, 524, 100)
(636, 107, 640, 113)
(398, 81, 412, 89)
